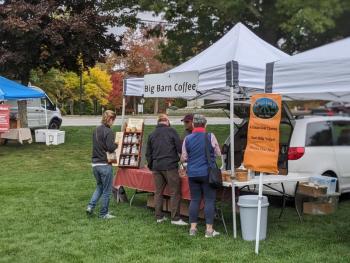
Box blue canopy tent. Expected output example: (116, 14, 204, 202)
(0, 76, 45, 100)
(0, 76, 49, 129)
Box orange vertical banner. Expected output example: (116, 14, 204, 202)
(243, 94, 282, 174)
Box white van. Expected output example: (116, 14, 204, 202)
(7, 88, 62, 130)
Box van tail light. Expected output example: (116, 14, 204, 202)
(288, 147, 305, 160)
(327, 109, 334, 116)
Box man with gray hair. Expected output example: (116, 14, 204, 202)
(146, 114, 188, 226)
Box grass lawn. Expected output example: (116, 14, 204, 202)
(0, 125, 350, 263)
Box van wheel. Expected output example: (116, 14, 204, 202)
(323, 172, 339, 192)
(49, 119, 61, 129)
(0, 138, 8, 145)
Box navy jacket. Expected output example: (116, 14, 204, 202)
(185, 132, 215, 177)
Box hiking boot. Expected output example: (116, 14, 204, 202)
(205, 230, 220, 238)
(156, 216, 168, 223)
(171, 219, 188, 226)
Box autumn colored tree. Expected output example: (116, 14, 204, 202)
(107, 29, 170, 114)
(84, 67, 112, 114)
(30, 66, 112, 115)
(109, 72, 125, 112)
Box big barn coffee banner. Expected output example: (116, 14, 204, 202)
(144, 71, 198, 98)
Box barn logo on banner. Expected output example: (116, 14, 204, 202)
(243, 94, 282, 174)
(0, 104, 10, 133)
(144, 71, 198, 98)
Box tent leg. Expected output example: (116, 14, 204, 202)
(255, 172, 264, 254)
(44, 98, 48, 129)
(121, 96, 126, 132)
(230, 85, 236, 239)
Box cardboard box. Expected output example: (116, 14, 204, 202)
(303, 202, 335, 215)
(10, 119, 20, 129)
(298, 182, 327, 197)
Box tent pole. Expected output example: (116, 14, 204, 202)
(230, 85, 236, 239)
(255, 172, 264, 254)
(121, 79, 126, 132)
(121, 96, 126, 132)
(44, 98, 48, 129)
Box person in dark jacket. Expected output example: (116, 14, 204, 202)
(86, 110, 118, 219)
(181, 114, 221, 237)
(146, 114, 188, 226)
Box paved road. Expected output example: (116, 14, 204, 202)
(62, 115, 233, 126)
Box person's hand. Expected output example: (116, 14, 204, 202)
(179, 168, 186, 178)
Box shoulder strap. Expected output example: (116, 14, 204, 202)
(204, 132, 212, 167)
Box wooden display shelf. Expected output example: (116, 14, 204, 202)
(118, 121, 144, 168)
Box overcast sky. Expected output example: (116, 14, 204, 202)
(108, 11, 165, 36)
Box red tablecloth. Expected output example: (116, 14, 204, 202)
(114, 168, 192, 200)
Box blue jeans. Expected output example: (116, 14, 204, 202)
(188, 176, 216, 225)
(88, 165, 113, 217)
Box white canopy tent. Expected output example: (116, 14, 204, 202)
(123, 22, 289, 98)
(265, 37, 350, 101)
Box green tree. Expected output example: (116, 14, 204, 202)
(109, 0, 349, 64)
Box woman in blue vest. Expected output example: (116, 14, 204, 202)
(181, 114, 222, 237)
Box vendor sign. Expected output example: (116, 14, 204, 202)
(243, 94, 282, 174)
(144, 71, 198, 98)
(0, 104, 10, 132)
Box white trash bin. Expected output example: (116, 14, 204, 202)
(237, 195, 269, 241)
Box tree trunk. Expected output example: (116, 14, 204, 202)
(154, 98, 159, 114)
(17, 100, 28, 128)
(79, 72, 83, 115)
(18, 74, 30, 128)
(133, 96, 137, 114)
(69, 100, 74, 115)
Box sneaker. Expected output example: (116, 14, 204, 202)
(156, 216, 168, 223)
(189, 228, 197, 236)
(101, 213, 116, 219)
(86, 206, 93, 216)
(171, 219, 188, 226)
(205, 230, 220, 238)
